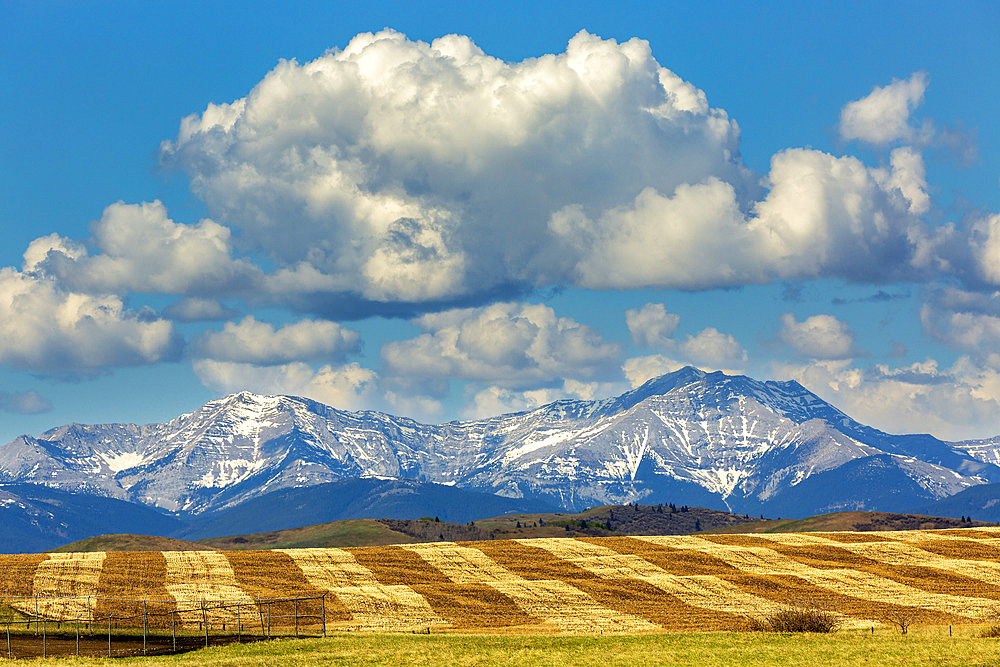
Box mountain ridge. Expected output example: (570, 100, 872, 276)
(1, 366, 998, 521)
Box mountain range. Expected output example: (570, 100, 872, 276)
(1, 366, 999, 550)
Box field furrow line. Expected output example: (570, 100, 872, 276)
(915, 529, 1000, 540)
(887, 530, 1000, 559)
(32, 552, 106, 620)
(0, 554, 48, 599)
(223, 550, 351, 630)
(95, 551, 173, 623)
(404, 542, 652, 632)
(639, 536, 994, 620)
(281, 548, 445, 631)
(590, 536, 963, 626)
(700, 534, 1000, 601)
(473, 539, 738, 631)
(354, 544, 538, 630)
(528, 537, 823, 624)
(163, 551, 253, 626)
(769, 534, 1000, 585)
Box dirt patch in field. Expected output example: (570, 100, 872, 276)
(0, 631, 269, 659)
(471, 539, 744, 631)
(350, 546, 536, 629)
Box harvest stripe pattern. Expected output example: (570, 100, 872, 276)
(0, 529, 998, 632)
(282, 548, 445, 631)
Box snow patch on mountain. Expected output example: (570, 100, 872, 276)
(98, 451, 146, 474)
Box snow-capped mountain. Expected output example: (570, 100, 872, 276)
(952, 436, 1000, 468)
(0, 367, 996, 517)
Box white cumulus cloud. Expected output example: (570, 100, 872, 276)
(774, 357, 1000, 441)
(381, 302, 621, 389)
(191, 316, 361, 365)
(162, 33, 957, 305)
(554, 147, 930, 289)
(676, 327, 748, 368)
(0, 267, 181, 374)
(779, 313, 860, 360)
(626, 302, 681, 348)
(193, 360, 378, 410)
(0, 267, 180, 374)
(839, 71, 930, 144)
(161, 29, 749, 306)
(622, 354, 688, 388)
(26, 201, 262, 296)
(972, 212, 1000, 285)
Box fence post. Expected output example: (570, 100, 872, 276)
(267, 601, 271, 638)
(201, 599, 208, 648)
(322, 594, 327, 638)
(171, 610, 176, 653)
(143, 596, 148, 656)
(237, 602, 241, 642)
(87, 595, 92, 634)
(294, 598, 299, 636)
(257, 594, 265, 637)
(34, 595, 38, 635)
(7, 617, 11, 659)
(76, 617, 80, 656)
(108, 614, 112, 658)
(42, 618, 46, 658)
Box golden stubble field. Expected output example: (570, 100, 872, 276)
(3, 528, 1000, 634)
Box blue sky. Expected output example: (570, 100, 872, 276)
(1, 0, 998, 443)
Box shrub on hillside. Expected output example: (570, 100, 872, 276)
(741, 608, 839, 633)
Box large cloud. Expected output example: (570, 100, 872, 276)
(381, 302, 620, 389)
(161, 30, 749, 307)
(191, 315, 361, 365)
(0, 267, 180, 373)
(838, 71, 930, 145)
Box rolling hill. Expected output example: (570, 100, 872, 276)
(54, 506, 992, 552)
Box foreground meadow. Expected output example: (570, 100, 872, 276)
(3, 630, 1000, 666)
